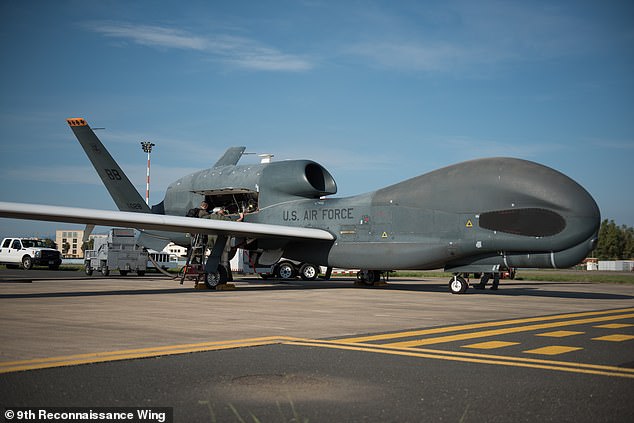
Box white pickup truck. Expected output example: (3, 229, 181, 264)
(0, 237, 62, 270)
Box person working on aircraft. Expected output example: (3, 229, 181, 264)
(206, 207, 245, 222)
(197, 201, 210, 218)
(185, 201, 210, 218)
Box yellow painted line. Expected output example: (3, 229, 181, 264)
(524, 346, 583, 355)
(339, 307, 634, 344)
(283, 340, 634, 379)
(594, 323, 634, 329)
(286, 339, 634, 373)
(0, 336, 304, 374)
(462, 341, 520, 349)
(592, 334, 634, 342)
(385, 313, 634, 348)
(536, 330, 584, 338)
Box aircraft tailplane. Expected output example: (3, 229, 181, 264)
(66, 118, 151, 213)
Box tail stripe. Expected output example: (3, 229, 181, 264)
(67, 118, 87, 127)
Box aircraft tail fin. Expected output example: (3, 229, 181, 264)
(213, 146, 246, 168)
(66, 118, 151, 213)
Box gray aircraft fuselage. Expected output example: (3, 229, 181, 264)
(161, 156, 600, 273)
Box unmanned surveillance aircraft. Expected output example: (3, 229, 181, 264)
(0, 118, 600, 293)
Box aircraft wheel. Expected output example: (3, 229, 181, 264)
(21, 255, 33, 270)
(449, 275, 468, 294)
(205, 265, 228, 289)
(357, 270, 381, 285)
(299, 263, 318, 281)
(277, 262, 296, 280)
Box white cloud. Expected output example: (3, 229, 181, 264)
(340, 1, 595, 73)
(346, 41, 476, 72)
(90, 22, 208, 50)
(87, 21, 313, 72)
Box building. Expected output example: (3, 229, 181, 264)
(55, 229, 187, 260)
(164, 242, 188, 257)
(598, 260, 634, 272)
(55, 230, 85, 258)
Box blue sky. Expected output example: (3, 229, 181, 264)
(0, 0, 633, 238)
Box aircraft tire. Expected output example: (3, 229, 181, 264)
(277, 262, 296, 280)
(357, 270, 381, 285)
(205, 265, 228, 289)
(299, 263, 318, 281)
(449, 275, 468, 294)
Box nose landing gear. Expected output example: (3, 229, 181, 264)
(449, 274, 468, 294)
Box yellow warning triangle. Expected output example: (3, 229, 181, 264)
(381, 232, 388, 238)
(465, 219, 473, 228)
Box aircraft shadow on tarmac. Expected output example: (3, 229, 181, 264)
(0, 277, 632, 301)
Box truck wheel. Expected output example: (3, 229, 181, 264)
(276, 262, 296, 280)
(21, 255, 33, 270)
(85, 266, 93, 276)
(101, 267, 110, 276)
(299, 263, 318, 281)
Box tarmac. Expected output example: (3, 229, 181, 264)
(1, 272, 633, 421)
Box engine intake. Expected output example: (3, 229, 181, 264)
(260, 160, 337, 207)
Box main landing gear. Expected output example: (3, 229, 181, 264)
(448, 272, 502, 293)
(356, 270, 387, 286)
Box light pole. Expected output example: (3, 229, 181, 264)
(140, 141, 155, 205)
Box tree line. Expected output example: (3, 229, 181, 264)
(594, 219, 634, 260)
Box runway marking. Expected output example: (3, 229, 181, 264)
(338, 307, 634, 344)
(592, 334, 634, 342)
(595, 323, 633, 329)
(0, 336, 302, 374)
(384, 311, 634, 348)
(536, 330, 584, 338)
(523, 346, 583, 355)
(2, 308, 633, 379)
(462, 341, 520, 349)
(282, 339, 634, 379)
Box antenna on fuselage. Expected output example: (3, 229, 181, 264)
(258, 154, 274, 164)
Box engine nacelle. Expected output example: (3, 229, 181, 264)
(259, 160, 337, 207)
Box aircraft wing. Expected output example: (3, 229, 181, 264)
(0, 202, 335, 241)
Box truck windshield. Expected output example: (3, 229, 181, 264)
(21, 240, 48, 248)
